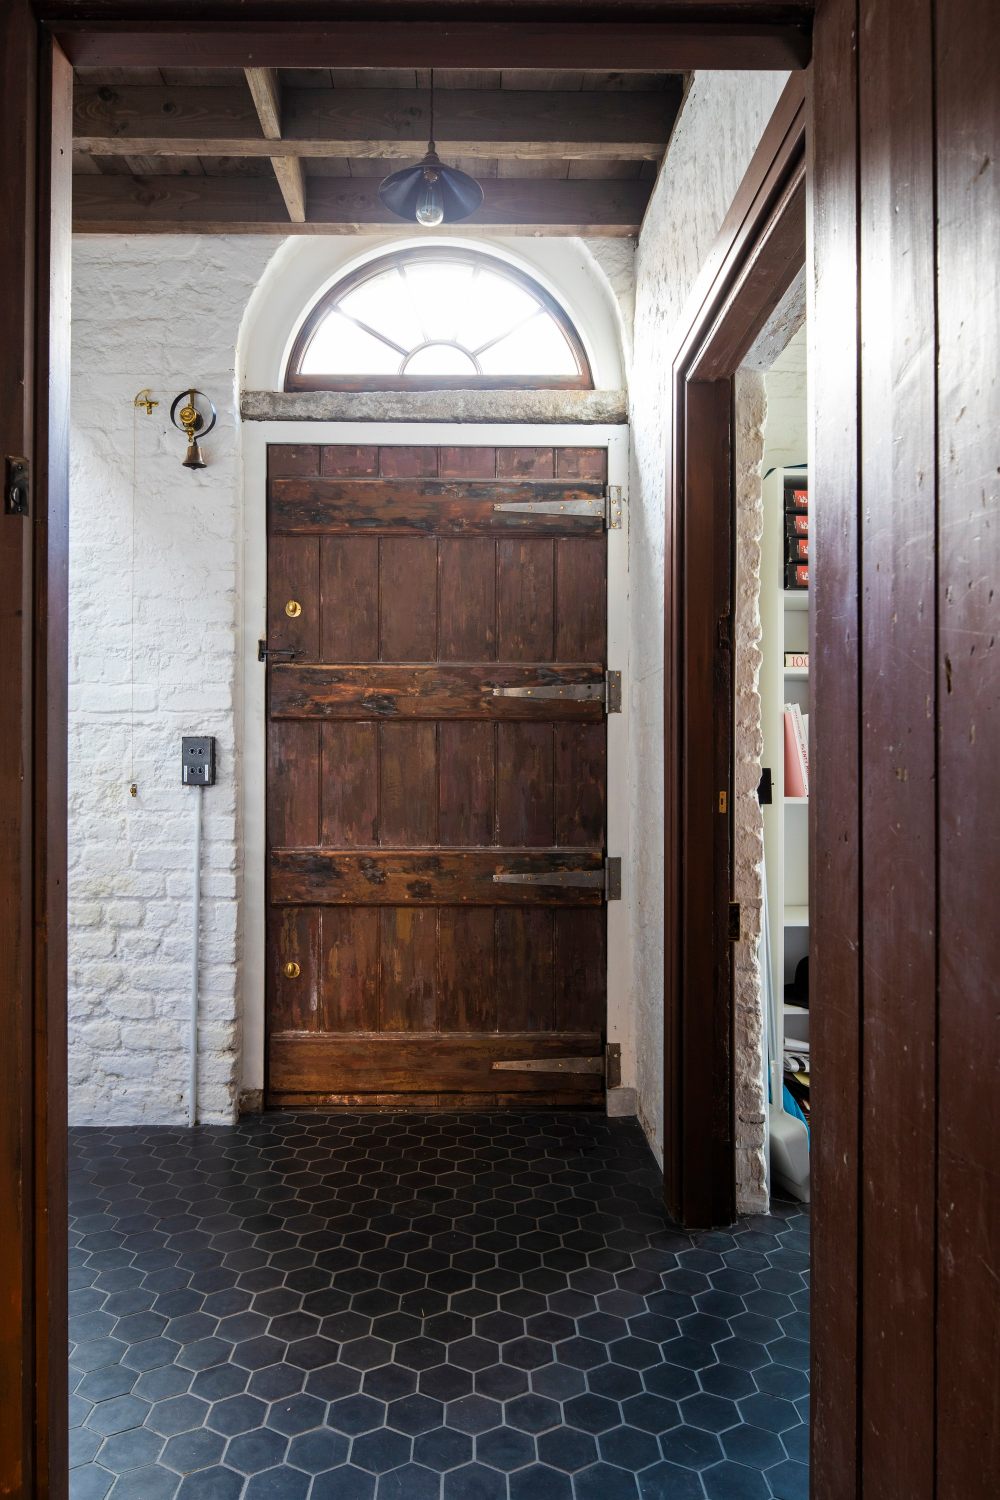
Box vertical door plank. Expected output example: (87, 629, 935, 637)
(859, 3, 937, 1494)
(268, 444, 319, 477)
(497, 447, 555, 480)
(555, 447, 607, 481)
(320, 909, 379, 1033)
(268, 722, 320, 847)
(268, 536, 319, 657)
(320, 722, 378, 847)
(380, 537, 437, 660)
(809, 2, 862, 1494)
(439, 538, 496, 660)
(439, 446, 496, 479)
(380, 445, 439, 478)
(320, 537, 379, 662)
(380, 722, 437, 846)
(496, 910, 554, 1031)
(498, 539, 554, 660)
(554, 910, 606, 1034)
(554, 723, 605, 847)
(438, 910, 496, 1031)
(380, 908, 438, 1030)
(320, 444, 378, 476)
(934, 1, 1000, 1491)
(497, 723, 554, 846)
(439, 721, 494, 846)
(555, 538, 606, 660)
(269, 908, 322, 1031)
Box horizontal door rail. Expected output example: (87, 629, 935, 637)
(269, 477, 608, 535)
(270, 848, 606, 906)
(269, 663, 608, 720)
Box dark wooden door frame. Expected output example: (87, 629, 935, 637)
(1, 8, 819, 1498)
(662, 76, 807, 1231)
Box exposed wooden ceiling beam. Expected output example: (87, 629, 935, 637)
(73, 84, 680, 162)
(244, 66, 306, 222)
(54, 20, 811, 72)
(72, 174, 649, 235)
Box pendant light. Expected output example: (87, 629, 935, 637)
(378, 71, 484, 226)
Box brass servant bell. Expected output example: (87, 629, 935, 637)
(170, 388, 218, 470)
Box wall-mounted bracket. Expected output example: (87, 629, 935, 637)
(4, 456, 29, 516)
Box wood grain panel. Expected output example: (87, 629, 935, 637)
(268, 443, 319, 477)
(496, 910, 555, 1031)
(498, 540, 555, 659)
(379, 722, 437, 846)
(439, 722, 494, 847)
(270, 663, 605, 721)
(271, 849, 605, 906)
(859, 3, 937, 1490)
(268, 721, 320, 847)
(497, 723, 555, 846)
(320, 722, 377, 847)
(437, 910, 496, 1032)
(555, 538, 606, 660)
(269, 1031, 602, 1096)
(380, 444, 439, 478)
(554, 724, 605, 846)
(497, 447, 555, 479)
(379, 538, 437, 660)
(439, 447, 496, 480)
(934, 1, 1000, 1490)
(554, 910, 606, 1033)
(269, 908, 321, 1031)
(320, 444, 378, 477)
(271, 478, 606, 537)
(438, 538, 496, 660)
(320, 908, 379, 1033)
(319, 537, 378, 662)
(809, 6, 862, 1492)
(555, 447, 607, 481)
(267, 535, 319, 657)
(380, 908, 437, 1030)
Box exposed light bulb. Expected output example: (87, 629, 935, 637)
(415, 168, 445, 227)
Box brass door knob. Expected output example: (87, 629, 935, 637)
(285, 600, 302, 618)
(283, 960, 301, 979)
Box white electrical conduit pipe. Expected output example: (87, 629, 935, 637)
(190, 784, 203, 1127)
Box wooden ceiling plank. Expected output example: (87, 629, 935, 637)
(243, 65, 306, 223)
(72, 173, 648, 235)
(73, 83, 679, 161)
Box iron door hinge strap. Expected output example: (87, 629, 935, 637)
(492, 856, 621, 900)
(492, 484, 622, 530)
(491, 1056, 605, 1075)
(490, 670, 621, 712)
(258, 640, 303, 662)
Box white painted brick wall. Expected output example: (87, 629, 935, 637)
(69, 235, 278, 1125)
(629, 71, 790, 1166)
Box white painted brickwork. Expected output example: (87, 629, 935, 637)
(69, 236, 277, 1125)
(629, 71, 789, 1168)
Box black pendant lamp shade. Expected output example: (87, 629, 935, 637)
(378, 73, 484, 226)
(378, 149, 484, 226)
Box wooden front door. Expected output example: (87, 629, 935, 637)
(264, 442, 613, 1108)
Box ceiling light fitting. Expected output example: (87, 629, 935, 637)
(378, 71, 483, 227)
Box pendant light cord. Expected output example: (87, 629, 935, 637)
(429, 67, 435, 153)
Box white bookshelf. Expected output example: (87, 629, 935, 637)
(761, 463, 810, 1200)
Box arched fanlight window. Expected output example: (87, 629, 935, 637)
(285, 248, 593, 392)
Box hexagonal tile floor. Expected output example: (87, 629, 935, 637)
(69, 1114, 809, 1499)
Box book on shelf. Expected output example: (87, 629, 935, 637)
(785, 562, 809, 590)
(785, 512, 809, 538)
(785, 486, 809, 514)
(784, 651, 809, 669)
(783, 703, 809, 798)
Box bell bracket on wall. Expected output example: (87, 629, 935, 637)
(170, 388, 217, 470)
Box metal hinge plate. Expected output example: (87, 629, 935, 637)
(491, 669, 621, 712)
(492, 856, 621, 900)
(728, 901, 741, 941)
(492, 485, 622, 531)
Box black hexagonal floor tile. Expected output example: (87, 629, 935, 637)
(69, 1117, 809, 1498)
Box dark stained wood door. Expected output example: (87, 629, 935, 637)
(265, 443, 611, 1108)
